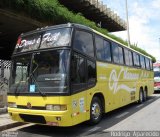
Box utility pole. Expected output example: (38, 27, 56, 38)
(125, 0, 131, 47)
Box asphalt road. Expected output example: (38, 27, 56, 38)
(1, 94, 160, 137)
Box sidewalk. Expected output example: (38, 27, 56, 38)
(0, 113, 24, 131)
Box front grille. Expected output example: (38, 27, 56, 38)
(17, 105, 46, 110)
(19, 114, 46, 124)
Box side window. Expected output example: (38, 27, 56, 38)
(119, 46, 124, 64)
(112, 43, 124, 64)
(95, 36, 104, 60)
(73, 30, 94, 57)
(150, 59, 153, 70)
(140, 55, 146, 69)
(87, 60, 96, 87)
(124, 48, 129, 66)
(133, 52, 140, 66)
(145, 58, 150, 70)
(128, 51, 133, 66)
(112, 43, 119, 64)
(71, 53, 86, 92)
(104, 40, 111, 62)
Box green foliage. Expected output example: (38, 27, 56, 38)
(0, 0, 156, 62)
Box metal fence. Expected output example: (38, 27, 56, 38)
(0, 60, 11, 108)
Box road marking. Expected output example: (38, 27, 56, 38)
(88, 127, 101, 132)
(116, 112, 129, 118)
(3, 123, 35, 131)
(136, 104, 144, 108)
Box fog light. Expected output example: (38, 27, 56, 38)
(56, 117, 61, 121)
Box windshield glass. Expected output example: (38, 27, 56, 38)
(10, 50, 70, 94)
(14, 28, 71, 53)
(10, 54, 31, 93)
(40, 28, 71, 49)
(154, 71, 160, 77)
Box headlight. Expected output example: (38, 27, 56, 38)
(46, 104, 67, 111)
(8, 102, 17, 108)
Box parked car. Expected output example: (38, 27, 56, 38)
(154, 71, 160, 92)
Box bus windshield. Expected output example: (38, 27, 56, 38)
(10, 50, 70, 94)
(14, 28, 71, 53)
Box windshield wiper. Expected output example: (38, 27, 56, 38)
(28, 59, 46, 97)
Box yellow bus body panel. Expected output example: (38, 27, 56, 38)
(8, 61, 154, 126)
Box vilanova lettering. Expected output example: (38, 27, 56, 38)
(123, 68, 139, 80)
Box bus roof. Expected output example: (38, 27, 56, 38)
(20, 23, 151, 59)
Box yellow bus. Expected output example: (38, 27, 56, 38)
(8, 23, 154, 126)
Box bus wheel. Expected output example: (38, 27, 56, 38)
(143, 90, 147, 101)
(89, 97, 102, 125)
(138, 89, 143, 104)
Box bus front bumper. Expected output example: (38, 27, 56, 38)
(8, 107, 73, 127)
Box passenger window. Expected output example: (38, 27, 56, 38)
(95, 36, 111, 62)
(87, 60, 96, 87)
(119, 47, 124, 64)
(145, 58, 150, 70)
(133, 52, 140, 66)
(95, 36, 104, 60)
(124, 49, 133, 66)
(150, 59, 153, 70)
(112, 43, 124, 64)
(140, 55, 146, 69)
(73, 30, 94, 57)
(112, 43, 119, 64)
(104, 40, 111, 62)
(128, 51, 133, 66)
(71, 53, 86, 92)
(124, 49, 129, 66)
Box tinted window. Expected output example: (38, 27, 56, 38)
(128, 51, 133, 66)
(112, 43, 124, 64)
(95, 36, 111, 62)
(87, 60, 96, 87)
(71, 53, 86, 92)
(40, 28, 71, 49)
(133, 52, 140, 66)
(15, 34, 41, 53)
(73, 30, 94, 57)
(124, 49, 129, 65)
(145, 58, 150, 70)
(150, 60, 153, 70)
(95, 36, 104, 60)
(119, 47, 124, 64)
(104, 40, 111, 62)
(140, 55, 146, 69)
(32, 50, 70, 93)
(112, 43, 119, 64)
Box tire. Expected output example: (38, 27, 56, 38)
(138, 89, 144, 104)
(143, 90, 147, 101)
(89, 97, 103, 125)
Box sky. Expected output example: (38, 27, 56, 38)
(103, 0, 160, 61)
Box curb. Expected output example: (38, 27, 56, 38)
(0, 122, 26, 131)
